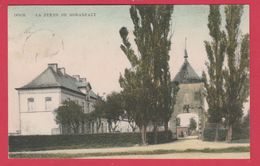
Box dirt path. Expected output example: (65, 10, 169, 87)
(84, 152, 250, 159)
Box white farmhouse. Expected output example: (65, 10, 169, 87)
(16, 63, 108, 135)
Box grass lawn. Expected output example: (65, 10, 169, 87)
(9, 146, 250, 158)
(9, 143, 137, 152)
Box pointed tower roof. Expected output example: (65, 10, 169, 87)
(173, 40, 202, 84)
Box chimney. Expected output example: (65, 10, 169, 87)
(58, 67, 66, 75)
(79, 78, 87, 83)
(72, 75, 80, 81)
(48, 63, 58, 72)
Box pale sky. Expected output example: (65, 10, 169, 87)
(8, 5, 249, 133)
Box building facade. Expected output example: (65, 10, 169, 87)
(16, 63, 108, 135)
(169, 49, 207, 139)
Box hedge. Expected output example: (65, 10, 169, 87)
(203, 128, 227, 141)
(9, 131, 173, 152)
(147, 130, 173, 144)
(203, 128, 249, 142)
(233, 127, 250, 140)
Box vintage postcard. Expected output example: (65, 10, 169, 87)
(6, 3, 251, 160)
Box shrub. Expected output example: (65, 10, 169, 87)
(233, 127, 250, 140)
(203, 128, 227, 141)
(203, 127, 249, 142)
(9, 131, 173, 152)
(147, 130, 173, 144)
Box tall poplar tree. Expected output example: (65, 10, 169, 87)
(223, 5, 249, 142)
(203, 5, 226, 141)
(148, 5, 177, 133)
(119, 5, 175, 144)
(204, 5, 249, 142)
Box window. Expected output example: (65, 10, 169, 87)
(45, 97, 52, 111)
(27, 98, 34, 112)
(183, 104, 190, 113)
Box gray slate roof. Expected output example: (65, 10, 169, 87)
(16, 67, 88, 95)
(173, 59, 202, 84)
(89, 90, 98, 99)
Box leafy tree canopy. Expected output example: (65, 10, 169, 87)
(55, 100, 84, 134)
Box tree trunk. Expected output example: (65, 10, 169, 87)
(131, 125, 136, 132)
(96, 125, 99, 133)
(130, 124, 135, 132)
(61, 124, 65, 134)
(226, 124, 233, 143)
(153, 123, 158, 144)
(108, 121, 112, 133)
(73, 125, 78, 134)
(140, 125, 147, 145)
(81, 121, 85, 134)
(214, 123, 219, 142)
(129, 121, 136, 132)
(144, 126, 147, 144)
(164, 121, 169, 131)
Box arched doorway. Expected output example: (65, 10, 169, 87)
(176, 113, 199, 138)
(168, 82, 207, 139)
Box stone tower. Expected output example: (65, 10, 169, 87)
(169, 46, 206, 139)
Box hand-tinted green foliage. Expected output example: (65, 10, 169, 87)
(204, 112, 249, 142)
(93, 92, 124, 132)
(104, 92, 124, 132)
(204, 5, 249, 142)
(203, 127, 249, 142)
(9, 131, 173, 152)
(203, 5, 226, 142)
(119, 5, 176, 144)
(189, 118, 197, 131)
(55, 100, 84, 134)
(223, 5, 249, 142)
(203, 128, 227, 141)
(176, 117, 181, 127)
(241, 112, 249, 128)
